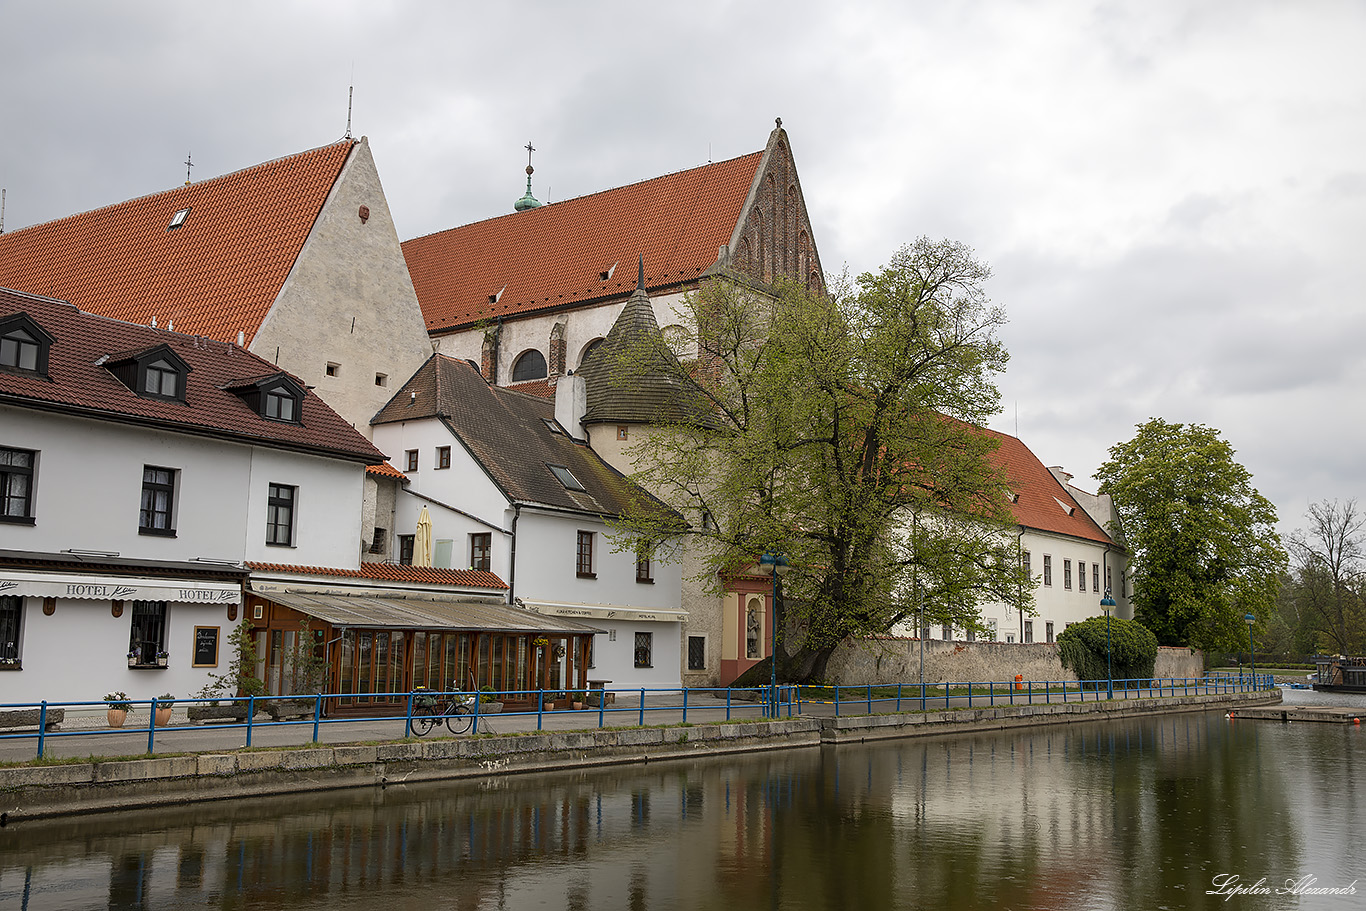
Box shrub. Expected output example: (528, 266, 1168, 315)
(1058, 616, 1158, 686)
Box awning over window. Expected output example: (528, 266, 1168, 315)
(0, 570, 240, 604)
(257, 589, 601, 634)
(520, 599, 688, 623)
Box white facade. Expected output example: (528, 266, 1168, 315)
(1, 405, 368, 706)
(433, 289, 693, 386)
(370, 417, 685, 690)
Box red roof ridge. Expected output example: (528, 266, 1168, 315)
(1, 140, 356, 238)
(403, 150, 764, 245)
(247, 560, 508, 589)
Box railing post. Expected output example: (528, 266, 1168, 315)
(471, 692, 482, 734)
(599, 689, 606, 728)
(246, 695, 255, 748)
(989, 681, 994, 706)
(37, 702, 48, 760)
(148, 696, 159, 755)
(405, 693, 415, 738)
(1028, 680, 1033, 705)
(682, 687, 688, 724)
(639, 688, 646, 727)
(867, 684, 873, 715)
(968, 682, 973, 709)
(725, 688, 731, 721)
(920, 682, 926, 712)
(537, 688, 544, 731)
(835, 685, 841, 717)
(313, 694, 323, 742)
(896, 683, 902, 712)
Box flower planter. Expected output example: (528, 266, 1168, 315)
(107, 708, 128, 728)
(154, 707, 173, 727)
(186, 704, 251, 724)
(156, 657, 168, 667)
(127, 658, 139, 668)
(479, 701, 504, 714)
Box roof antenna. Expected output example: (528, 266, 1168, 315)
(184, 152, 194, 186)
(514, 141, 541, 212)
(345, 75, 354, 139)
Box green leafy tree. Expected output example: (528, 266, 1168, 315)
(1096, 419, 1285, 651)
(1286, 499, 1365, 654)
(611, 238, 1032, 683)
(1056, 615, 1158, 686)
(201, 621, 266, 699)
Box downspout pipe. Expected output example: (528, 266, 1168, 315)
(507, 503, 521, 605)
(1017, 527, 1026, 643)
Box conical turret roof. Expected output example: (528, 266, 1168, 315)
(578, 259, 713, 427)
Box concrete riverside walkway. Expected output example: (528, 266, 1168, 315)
(1, 688, 1279, 822)
(1, 683, 1274, 765)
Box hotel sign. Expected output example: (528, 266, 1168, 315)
(0, 572, 241, 605)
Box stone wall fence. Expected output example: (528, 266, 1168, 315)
(826, 637, 1204, 686)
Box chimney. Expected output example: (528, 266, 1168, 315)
(554, 371, 587, 441)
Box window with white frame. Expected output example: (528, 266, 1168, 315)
(688, 635, 707, 671)
(1063, 559, 1072, 590)
(1043, 555, 1053, 586)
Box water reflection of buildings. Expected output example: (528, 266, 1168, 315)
(0, 714, 1322, 910)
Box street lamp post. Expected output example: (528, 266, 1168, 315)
(1244, 613, 1257, 689)
(759, 553, 790, 717)
(1100, 590, 1117, 699)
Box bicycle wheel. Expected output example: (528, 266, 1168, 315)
(445, 704, 473, 734)
(411, 702, 441, 736)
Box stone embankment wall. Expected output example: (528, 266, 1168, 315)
(0, 689, 1274, 823)
(827, 638, 1205, 685)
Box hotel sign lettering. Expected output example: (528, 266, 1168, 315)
(0, 574, 241, 605)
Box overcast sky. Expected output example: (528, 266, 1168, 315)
(2, 1, 1363, 538)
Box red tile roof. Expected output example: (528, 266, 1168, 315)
(402, 151, 764, 333)
(0, 141, 354, 346)
(0, 289, 385, 464)
(248, 561, 507, 589)
(366, 461, 409, 481)
(505, 378, 555, 399)
(984, 427, 1115, 545)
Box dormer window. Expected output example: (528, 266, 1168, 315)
(264, 386, 297, 421)
(168, 207, 191, 230)
(105, 345, 191, 402)
(143, 358, 180, 397)
(224, 373, 305, 424)
(0, 313, 54, 376)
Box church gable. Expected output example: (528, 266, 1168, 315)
(725, 120, 825, 293)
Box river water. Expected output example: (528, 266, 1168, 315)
(2, 692, 1362, 910)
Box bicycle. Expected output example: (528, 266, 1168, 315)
(410, 687, 476, 735)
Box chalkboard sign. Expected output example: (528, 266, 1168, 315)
(193, 626, 220, 667)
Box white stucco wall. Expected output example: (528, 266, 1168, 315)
(432, 289, 692, 384)
(3, 600, 240, 707)
(372, 420, 511, 573)
(1, 404, 370, 708)
(251, 137, 433, 435)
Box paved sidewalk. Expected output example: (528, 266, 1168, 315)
(1, 683, 1262, 764)
(0, 693, 793, 763)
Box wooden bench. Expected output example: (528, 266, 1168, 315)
(0, 708, 65, 732)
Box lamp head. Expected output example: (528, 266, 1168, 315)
(1100, 589, 1116, 611)
(758, 553, 791, 576)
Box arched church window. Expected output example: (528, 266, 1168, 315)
(579, 338, 604, 368)
(511, 349, 548, 382)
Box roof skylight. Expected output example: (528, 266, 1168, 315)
(168, 207, 191, 230)
(548, 464, 585, 491)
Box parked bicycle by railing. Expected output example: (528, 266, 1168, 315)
(409, 686, 482, 735)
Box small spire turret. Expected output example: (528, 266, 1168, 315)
(514, 141, 542, 212)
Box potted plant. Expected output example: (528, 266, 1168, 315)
(187, 623, 264, 723)
(154, 693, 174, 727)
(156, 650, 169, 667)
(571, 691, 586, 710)
(126, 650, 140, 668)
(478, 686, 503, 714)
(104, 691, 132, 727)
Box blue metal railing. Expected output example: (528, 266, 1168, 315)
(0, 674, 1273, 761)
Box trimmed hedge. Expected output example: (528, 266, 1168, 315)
(1058, 616, 1158, 686)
